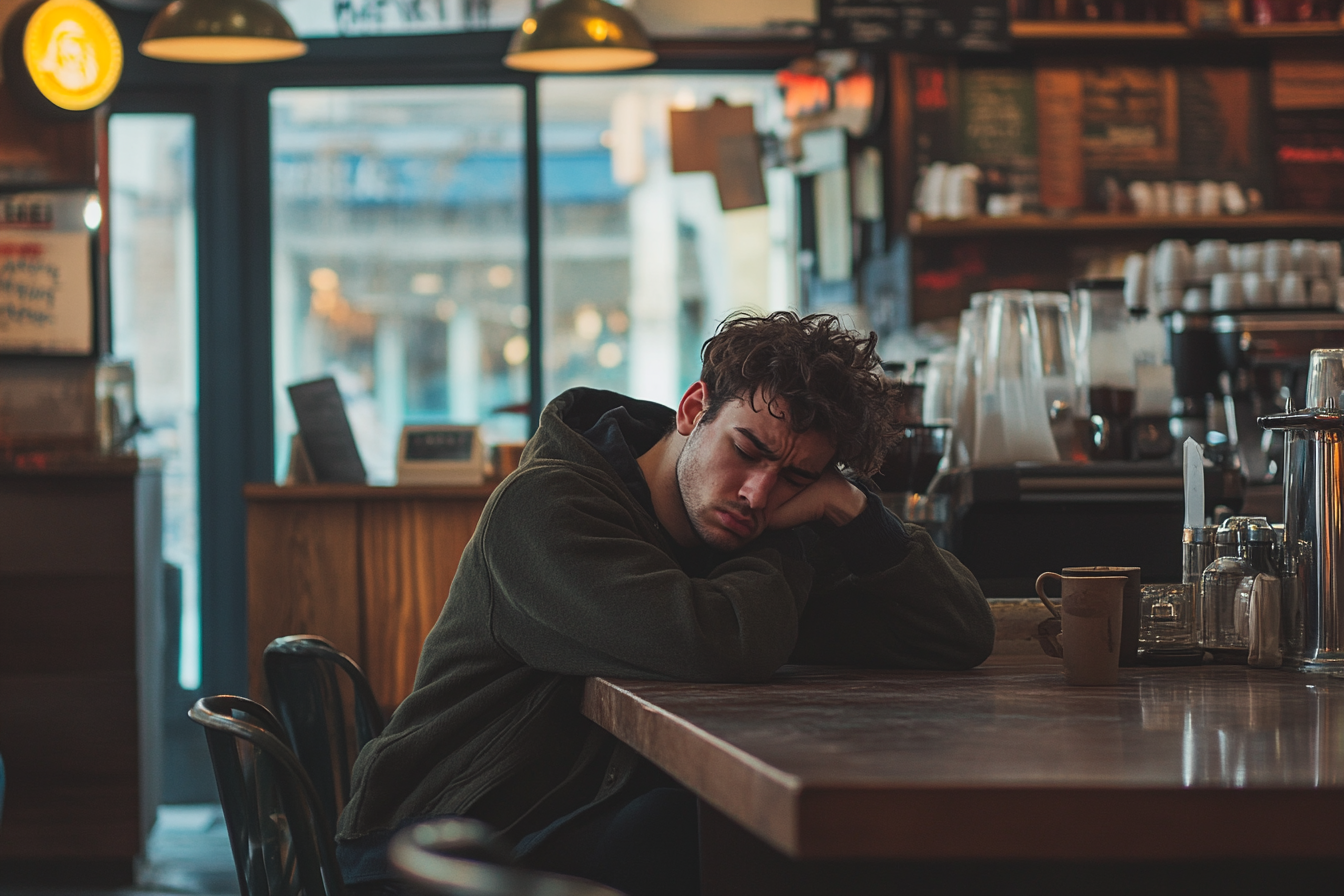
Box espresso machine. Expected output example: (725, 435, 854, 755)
(1259, 348, 1344, 672)
(1168, 310, 1344, 483)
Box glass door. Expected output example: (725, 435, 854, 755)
(108, 112, 208, 801)
(270, 84, 530, 483)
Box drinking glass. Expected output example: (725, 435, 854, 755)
(1074, 279, 1137, 460)
(1306, 348, 1344, 409)
(1033, 292, 1083, 462)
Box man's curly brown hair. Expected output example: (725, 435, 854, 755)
(698, 312, 901, 476)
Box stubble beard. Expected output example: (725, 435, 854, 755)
(675, 423, 751, 552)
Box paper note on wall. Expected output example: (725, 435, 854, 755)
(0, 232, 92, 354)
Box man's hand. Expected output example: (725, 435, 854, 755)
(768, 469, 869, 531)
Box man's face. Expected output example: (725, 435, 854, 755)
(675, 389, 835, 551)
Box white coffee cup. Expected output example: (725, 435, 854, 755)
(1238, 242, 1264, 273)
(1198, 180, 1222, 216)
(1210, 272, 1244, 311)
(1154, 239, 1192, 288)
(1264, 240, 1293, 278)
(1317, 241, 1342, 280)
(1222, 181, 1247, 215)
(1172, 181, 1197, 216)
(1242, 272, 1274, 308)
(918, 162, 949, 218)
(1123, 253, 1148, 310)
(1195, 239, 1232, 279)
(1279, 272, 1307, 307)
(1152, 181, 1172, 216)
(1128, 181, 1154, 216)
(1183, 286, 1211, 312)
(1292, 239, 1321, 277)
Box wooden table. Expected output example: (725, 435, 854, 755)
(582, 660, 1344, 895)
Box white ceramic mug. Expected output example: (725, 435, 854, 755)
(1242, 272, 1274, 308)
(1292, 239, 1321, 277)
(1279, 272, 1307, 307)
(1197, 180, 1222, 216)
(1210, 272, 1244, 311)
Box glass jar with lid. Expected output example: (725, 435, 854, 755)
(1199, 516, 1280, 661)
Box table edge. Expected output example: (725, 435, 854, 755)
(582, 673, 1344, 861)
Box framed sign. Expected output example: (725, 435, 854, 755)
(0, 190, 96, 356)
(817, 0, 1010, 53)
(396, 425, 485, 486)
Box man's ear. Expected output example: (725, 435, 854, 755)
(676, 381, 709, 436)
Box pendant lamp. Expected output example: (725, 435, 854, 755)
(139, 0, 306, 63)
(505, 0, 654, 73)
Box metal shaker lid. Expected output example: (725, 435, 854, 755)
(1183, 525, 1217, 544)
(1215, 516, 1276, 545)
(1258, 407, 1344, 431)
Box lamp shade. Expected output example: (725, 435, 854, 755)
(139, 0, 306, 63)
(505, 0, 654, 73)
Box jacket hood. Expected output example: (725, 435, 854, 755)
(523, 387, 674, 470)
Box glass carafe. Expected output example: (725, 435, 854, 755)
(1200, 516, 1279, 662)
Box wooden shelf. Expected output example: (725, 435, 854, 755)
(908, 210, 1344, 236)
(1010, 21, 1192, 39)
(1009, 20, 1344, 40)
(1234, 21, 1344, 36)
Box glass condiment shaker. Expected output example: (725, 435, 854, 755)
(1200, 516, 1279, 663)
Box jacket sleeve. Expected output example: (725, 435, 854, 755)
(481, 464, 816, 683)
(789, 494, 995, 670)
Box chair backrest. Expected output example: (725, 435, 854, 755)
(190, 694, 345, 896)
(389, 818, 626, 896)
(263, 635, 386, 828)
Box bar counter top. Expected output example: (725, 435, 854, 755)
(583, 659, 1344, 863)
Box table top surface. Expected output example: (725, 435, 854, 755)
(582, 660, 1344, 861)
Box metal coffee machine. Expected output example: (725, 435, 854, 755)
(1259, 349, 1344, 671)
(1169, 310, 1344, 483)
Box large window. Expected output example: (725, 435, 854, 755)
(540, 73, 796, 408)
(271, 85, 529, 483)
(270, 73, 797, 482)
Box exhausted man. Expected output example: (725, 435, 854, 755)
(337, 312, 994, 895)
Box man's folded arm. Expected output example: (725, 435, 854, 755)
(482, 468, 816, 683)
(789, 489, 995, 670)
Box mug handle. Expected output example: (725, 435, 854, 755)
(1035, 572, 1063, 619)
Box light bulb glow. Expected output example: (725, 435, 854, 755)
(83, 194, 102, 230)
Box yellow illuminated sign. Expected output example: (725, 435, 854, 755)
(22, 0, 123, 112)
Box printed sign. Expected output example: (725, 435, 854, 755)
(22, 0, 123, 112)
(0, 192, 94, 355)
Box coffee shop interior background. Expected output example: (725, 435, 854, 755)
(3, 0, 1344, 888)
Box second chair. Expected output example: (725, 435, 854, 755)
(264, 634, 386, 829)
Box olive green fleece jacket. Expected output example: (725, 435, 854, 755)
(338, 388, 994, 846)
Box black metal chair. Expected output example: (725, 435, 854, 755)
(190, 694, 345, 896)
(389, 818, 626, 896)
(264, 635, 386, 829)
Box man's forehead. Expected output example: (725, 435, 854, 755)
(720, 394, 836, 468)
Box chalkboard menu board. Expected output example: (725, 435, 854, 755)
(818, 0, 1010, 53)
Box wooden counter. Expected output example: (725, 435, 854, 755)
(584, 661, 1344, 894)
(0, 463, 162, 882)
(245, 482, 497, 711)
